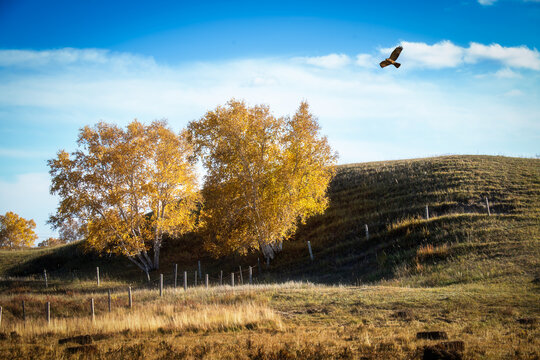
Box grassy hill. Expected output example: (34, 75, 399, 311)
(274, 155, 539, 286)
(1, 155, 538, 288)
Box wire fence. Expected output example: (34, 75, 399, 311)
(1, 199, 536, 329)
(2, 198, 534, 293)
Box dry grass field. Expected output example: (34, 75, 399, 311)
(0, 281, 538, 359)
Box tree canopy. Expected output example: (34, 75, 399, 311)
(188, 100, 337, 260)
(38, 237, 66, 247)
(57, 217, 83, 243)
(48, 120, 199, 279)
(0, 211, 38, 249)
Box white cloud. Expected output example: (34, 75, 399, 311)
(0, 48, 157, 70)
(466, 42, 540, 70)
(380, 41, 540, 70)
(494, 68, 522, 78)
(355, 54, 376, 68)
(504, 89, 524, 96)
(249, 76, 279, 86)
(296, 53, 351, 69)
(479, 0, 540, 4)
(0, 47, 537, 136)
(381, 41, 465, 69)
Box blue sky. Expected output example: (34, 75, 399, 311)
(0, 0, 539, 241)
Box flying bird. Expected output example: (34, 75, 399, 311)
(380, 46, 403, 68)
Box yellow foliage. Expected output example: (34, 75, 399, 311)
(48, 120, 199, 275)
(37, 237, 66, 247)
(0, 211, 38, 248)
(188, 100, 337, 259)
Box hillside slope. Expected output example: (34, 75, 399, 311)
(1, 155, 538, 287)
(272, 155, 539, 286)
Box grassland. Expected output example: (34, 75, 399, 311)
(274, 155, 539, 286)
(0, 155, 538, 359)
(0, 282, 538, 359)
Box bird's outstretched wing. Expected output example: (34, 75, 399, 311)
(379, 60, 391, 68)
(389, 46, 403, 61)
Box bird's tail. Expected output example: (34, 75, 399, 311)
(393, 62, 401, 68)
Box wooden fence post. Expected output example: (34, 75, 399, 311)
(231, 273, 235, 287)
(307, 241, 314, 261)
(96, 267, 100, 287)
(44, 269, 48, 288)
(90, 298, 95, 322)
(198, 261, 202, 279)
(22, 300, 26, 322)
(160, 274, 163, 297)
(249, 266, 252, 285)
(220, 270, 223, 286)
(174, 264, 178, 288)
(194, 271, 197, 286)
(425, 205, 430, 220)
(365, 224, 369, 240)
(486, 197, 491, 216)
(108, 289, 111, 312)
(46, 302, 50, 324)
(205, 274, 209, 289)
(128, 287, 132, 309)
(184, 271, 187, 291)
(239, 266, 243, 285)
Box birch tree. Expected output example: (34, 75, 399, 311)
(0, 212, 38, 248)
(48, 120, 199, 280)
(188, 100, 337, 260)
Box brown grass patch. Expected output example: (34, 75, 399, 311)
(3, 302, 282, 338)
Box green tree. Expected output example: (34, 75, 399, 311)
(0, 211, 38, 248)
(48, 120, 199, 280)
(188, 100, 337, 260)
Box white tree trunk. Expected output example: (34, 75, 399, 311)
(129, 256, 151, 282)
(259, 240, 282, 261)
(153, 242, 160, 270)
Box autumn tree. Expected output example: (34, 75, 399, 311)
(188, 100, 337, 260)
(48, 120, 199, 280)
(38, 237, 66, 247)
(57, 217, 83, 243)
(0, 211, 38, 248)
